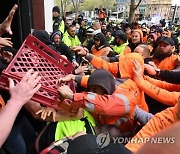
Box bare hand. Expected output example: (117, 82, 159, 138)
(133, 60, 144, 83)
(36, 107, 56, 122)
(0, 4, 18, 36)
(72, 61, 79, 67)
(148, 61, 157, 68)
(58, 85, 74, 100)
(144, 64, 156, 76)
(57, 74, 75, 85)
(2, 51, 13, 63)
(0, 37, 13, 47)
(9, 69, 41, 106)
(74, 65, 88, 75)
(71, 46, 87, 56)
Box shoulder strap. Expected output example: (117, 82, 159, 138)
(80, 117, 96, 135)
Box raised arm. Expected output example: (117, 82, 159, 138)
(0, 69, 41, 147)
(0, 4, 18, 36)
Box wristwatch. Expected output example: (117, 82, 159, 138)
(155, 68, 160, 76)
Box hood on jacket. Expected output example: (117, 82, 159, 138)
(133, 29, 143, 42)
(33, 30, 53, 46)
(50, 30, 62, 43)
(93, 32, 109, 50)
(119, 53, 144, 79)
(87, 68, 115, 95)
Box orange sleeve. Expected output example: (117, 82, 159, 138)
(80, 75, 89, 88)
(144, 75, 180, 92)
(73, 91, 136, 117)
(90, 55, 119, 77)
(136, 78, 180, 106)
(123, 46, 131, 55)
(125, 106, 177, 152)
(0, 95, 5, 111)
(119, 79, 149, 112)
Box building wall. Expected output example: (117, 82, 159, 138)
(115, 0, 172, 20)
(170, 5, 180, 20)
(144, 0, 172, 19)
(44, 0, 54, 32)
(32, 0, 45, 30)
(115, 0, 129, 18)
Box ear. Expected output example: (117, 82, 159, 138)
(171, 45, 175, 52)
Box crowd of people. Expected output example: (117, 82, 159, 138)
(0, 4, 180, 154)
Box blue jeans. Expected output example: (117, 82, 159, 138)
(3, 116, 36, 154)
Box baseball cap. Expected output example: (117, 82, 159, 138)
(115, 30, 127, 42)
(86, 28, 95, 35)
(159, 37, 174, 46)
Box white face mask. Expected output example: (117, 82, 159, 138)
(76, 29, 79, 34)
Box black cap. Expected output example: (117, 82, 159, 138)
(53, 6, 60, 13)
(159, 37, 174, 46)
(115, 30, 127, 42)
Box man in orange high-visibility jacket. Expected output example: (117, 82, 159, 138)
(58, 68, 137, 134)
(58, 68, 154, 136)
(152, 37, 179, 70)
(71, 47, 149, 112)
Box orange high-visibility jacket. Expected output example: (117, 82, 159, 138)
(125, 105, 178, 152)
(87, 53, 149, 112)
(91, 46, 112, 57)
(73, 76, 136, 117)
(144, 75, 180, 92)
(152, 54, 179, 70)
(135, 76, 180, 106)
(72, 76, 137, 133)
(123, 46, 131, 55)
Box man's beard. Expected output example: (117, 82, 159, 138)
(153, 48, 172, 61)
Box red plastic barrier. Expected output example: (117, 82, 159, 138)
(0, 34, 75, 110)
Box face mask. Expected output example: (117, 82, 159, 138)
(76, 29, 79, 34)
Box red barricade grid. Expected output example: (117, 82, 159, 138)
(0, 34, 75, 110)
